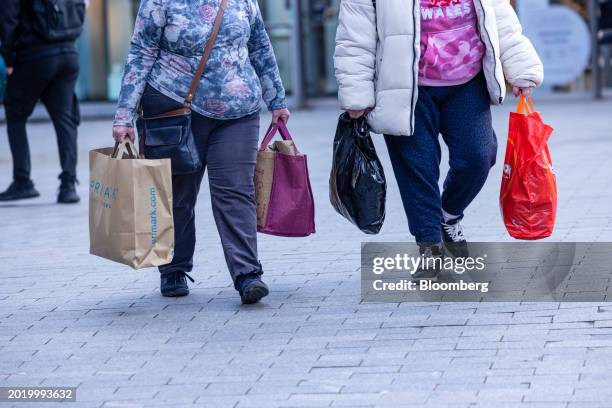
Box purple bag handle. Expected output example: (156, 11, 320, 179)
(259, 121, 300, 153)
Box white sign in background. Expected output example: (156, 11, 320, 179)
(517, 0, 591, 86)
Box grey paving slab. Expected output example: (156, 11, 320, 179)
(1, 97, 612, 407)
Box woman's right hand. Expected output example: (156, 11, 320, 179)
(113, 125, 136, 143)
(347, 109, 367, 119)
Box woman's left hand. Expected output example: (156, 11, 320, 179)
(513, 86, 534, 97)
(272, 108, 291, 125)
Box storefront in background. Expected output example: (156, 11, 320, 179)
(76, 0, 139, 101)
(258, 0, 339, 103)
(77, 0, 339, 104)
(76, 0, 606, 103)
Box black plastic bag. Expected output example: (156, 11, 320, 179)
(329, 113, 386, 234)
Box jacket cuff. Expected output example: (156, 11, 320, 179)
(114, 108, 135, 128)
(267, 99, 287, 111)
(113, 121, 135, 128)
(338, 79, 375, 110)
(508, 76, 541, 89)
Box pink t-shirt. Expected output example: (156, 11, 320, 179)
(418, 0, 486, 86)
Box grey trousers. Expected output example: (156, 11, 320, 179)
(142, 85, 261, 281)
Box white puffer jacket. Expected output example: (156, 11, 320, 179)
(334, 0, 544, 136)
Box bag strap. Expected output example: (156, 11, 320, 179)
(259, 122, 298, 152)
(184, 0, 229, 108)
(112, 141, 137, 159)
(516, 95, 535, 115)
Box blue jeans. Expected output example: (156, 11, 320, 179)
(384, 73, 498, 243)
(141, 84, 262, 281)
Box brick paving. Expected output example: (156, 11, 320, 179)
(1, 96, 612, 407)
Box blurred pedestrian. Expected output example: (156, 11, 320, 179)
(335, 0, 543, 280)
(0, 0, 86, 203)
(0, 52, 6, 100)
(113, 0, 290, 303)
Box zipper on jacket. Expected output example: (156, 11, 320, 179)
(410, 0, 419, 135)
(373, 0, 380, 95)
(474, 0, 503, 104)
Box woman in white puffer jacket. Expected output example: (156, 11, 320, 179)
(334, 0, 543, 279)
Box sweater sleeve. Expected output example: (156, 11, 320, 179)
(247, 1, 287, 111)
(0, 0, 21, 67)
(113, 0, 166, 127)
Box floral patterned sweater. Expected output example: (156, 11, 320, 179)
(114, 0, 286, 127)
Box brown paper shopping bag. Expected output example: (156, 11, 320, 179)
(89, 141, 174, 269)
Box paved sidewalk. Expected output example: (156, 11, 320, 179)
(1, 96, 612, 408)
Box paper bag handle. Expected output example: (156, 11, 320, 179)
(259, 121, 299, 153)
(516, 95, 535, 115)
(112, 140, 137, 159)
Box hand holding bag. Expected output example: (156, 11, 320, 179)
(254, 122, 316, 237)
(136, 0, 228, 175)
(500, 96, 556, 240)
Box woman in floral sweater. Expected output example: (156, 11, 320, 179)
(113, 0, 289, 304)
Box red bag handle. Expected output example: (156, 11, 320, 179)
(259, 121, 299, 153)
(516, 95, 535, 115)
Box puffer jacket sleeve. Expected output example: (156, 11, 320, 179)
(334, 0, 377, 111)
(493, 0, 544, 88)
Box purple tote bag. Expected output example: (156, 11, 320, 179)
(255, 122, 315, 237)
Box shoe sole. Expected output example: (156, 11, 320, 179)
(0, 192, 40, 202)
(241, 283, 269, 305)
(161, 288, 189, 298)
(58, 198, 81, 204)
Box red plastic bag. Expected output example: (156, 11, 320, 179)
(500, 96, 556, 240)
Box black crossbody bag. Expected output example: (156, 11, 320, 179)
(136, 0, 228, 175)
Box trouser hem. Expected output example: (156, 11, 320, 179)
(232, 262, 264, 288)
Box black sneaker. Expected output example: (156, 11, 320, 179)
(441, 217, 469, 258)
(160, 271, 194, 298)
(0, 180, 40, 201)
(235, 273, 269, 305)
(57, 180, 80, 204)
(412, 244, 444, 282)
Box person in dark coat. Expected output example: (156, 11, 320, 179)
(0, 0, 84, 203)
